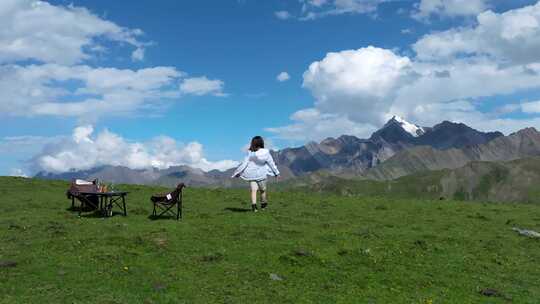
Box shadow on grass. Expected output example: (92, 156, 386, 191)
(67, 206, 126, 219)
(224, 207, 251, 213)
(147, 214, 181, 221)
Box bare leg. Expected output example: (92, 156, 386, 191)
(251, 189, 258, 205)
(260, 190, 267, 203)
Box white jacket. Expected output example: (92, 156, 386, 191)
(232, 148, 280, 181)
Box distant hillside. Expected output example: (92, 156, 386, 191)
(35, 165, 243, 188)
(288, 156, 540, 204)
(365, 128, 540, 180)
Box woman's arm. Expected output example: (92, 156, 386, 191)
(232, 154, 250, 178)
(265, 151, 280, 177)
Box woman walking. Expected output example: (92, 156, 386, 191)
(232, 136, 280, 212)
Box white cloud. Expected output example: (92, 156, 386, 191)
(277, 72, 290, 82)
(275, 10, 292, 20)
(521, 100, 540, 113)
(303, 46, 414, 125)
(397, 99, 540, 135)
(393, 58, 540, 113)
(308, 0, 329, 7)
(413, 0, 489, 20)
(131, 47, 145, 61)
(275, 0, 389, 20)
(414, 2, 540, 64)
(266, 108, 376, 141)
(401, 28, 413, 34)
(9, 168, 28, 178)
(0, 0, 145, 65)
(0, 64, 184, 118)
(0, 63, 228, 118)
(180, 76, 226, 96)
(32, 126, 238, 173)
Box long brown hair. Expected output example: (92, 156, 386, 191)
(249, 136, 264, 152)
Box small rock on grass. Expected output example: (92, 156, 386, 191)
(0, 260, 17, 268)
(479, 288, 511, 301)
(480, 288, 500, 297)
(512, 227, 540, 239)
(153, 282, 167, 291)
(293, 249, 312, 257)
(269, 273, 283, 281)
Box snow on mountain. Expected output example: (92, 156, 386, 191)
(388, 115, 425, 137)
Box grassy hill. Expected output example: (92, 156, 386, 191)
(1, 177, 540, 303)
(285, 157, 540, 204)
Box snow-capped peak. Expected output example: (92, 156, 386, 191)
(388, 115, 425, 137)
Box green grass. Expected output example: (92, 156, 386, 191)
(1, 177, 540, 303)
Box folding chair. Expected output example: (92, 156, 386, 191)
(151, 183, 186, 220)
(66, 179, 100, 215)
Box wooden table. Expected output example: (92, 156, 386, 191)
(78, 191, 129, 217)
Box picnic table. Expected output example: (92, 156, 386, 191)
(77, 191, 129, 217)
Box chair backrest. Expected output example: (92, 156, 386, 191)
(151, 183, 185, 204)
(68, 179, 98, 196)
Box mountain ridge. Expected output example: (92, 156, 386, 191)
(35, 118, 530, 187)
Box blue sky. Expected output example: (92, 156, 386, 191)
(2, 0, 540, 176)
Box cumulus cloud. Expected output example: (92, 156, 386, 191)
(276, 72, 290, 82)
(392, 58, 540, 115)
(32, 126, 238, 173)
(303, 46, 414, 124)
(0, 0, 145, 65)
(0, 63, 227, 118)
(179, 76, 226, 96)
(412, 0, 489, 20)
(414, 2, 540, 64)
(0, 64, 185, 118)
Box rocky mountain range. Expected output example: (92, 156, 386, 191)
(273, 116, 503, 178)
(36, 116, 540, 188)
(365, 127, 540, 180)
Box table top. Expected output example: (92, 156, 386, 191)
(79, 191, 129, 197)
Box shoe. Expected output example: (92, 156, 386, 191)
(251, 204, 258, 212)
(261, 202, 268, 210)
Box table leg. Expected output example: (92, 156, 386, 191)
(122, 195, 127, 216)
(108, 197, 112, 217)
(102, 196, 107, 216)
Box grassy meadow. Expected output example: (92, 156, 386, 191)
(1, 176, 540, 303)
